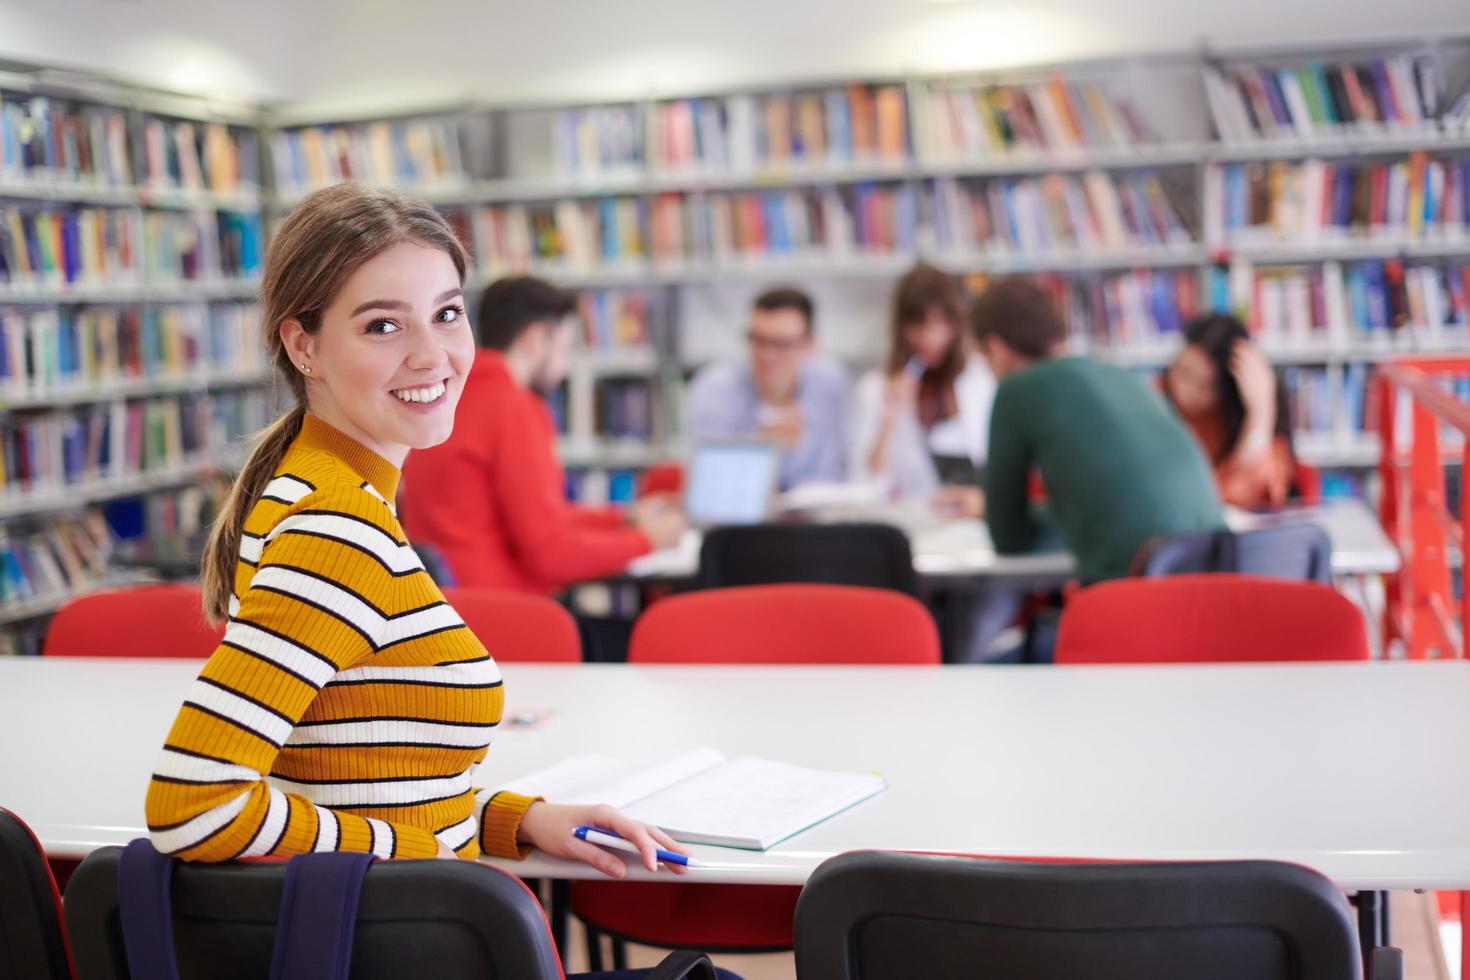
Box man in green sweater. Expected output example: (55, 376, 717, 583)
(973, 277, 1224, 583)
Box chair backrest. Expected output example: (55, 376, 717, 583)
(1134, 523, 1333, 583)
(63, 845, 565, 980)
(441, 588, 582, 662)
(1055, 575, 1369, 665)
(697, 523, 918, 595)
(630, 584, 940, 664)
(0, 809, 72, 980)
(45, 584, 223, 658)
(794, 851, 1363, 980)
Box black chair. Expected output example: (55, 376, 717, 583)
(793, 852, 1402, 980)
(0, 808, 72, 980)
(64, 845, 726, 979)
(697, 523, 918, 596)
(1133, 523, 1333, 583)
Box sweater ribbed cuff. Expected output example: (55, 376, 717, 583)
(479, 791, 542, 860)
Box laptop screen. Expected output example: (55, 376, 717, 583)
(685, 442, 780, 526)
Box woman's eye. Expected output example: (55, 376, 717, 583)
(367, 319, 401, 335)
(435, 305, 464, 324)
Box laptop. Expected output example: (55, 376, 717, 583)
(684, 441, 781, 527)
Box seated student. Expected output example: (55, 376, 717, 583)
(1163, 313, 1297, 510)
(684, 287, 849, 490)
(145, 184, 678, 878)
(851, 264, 995, 510)
(973, 276, 1225, 583)
(399, 276, 685, 592)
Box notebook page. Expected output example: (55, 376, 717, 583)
(498, 747, 725, 809)
(622, 756, 887, 850)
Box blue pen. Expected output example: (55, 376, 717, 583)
(572, 825, 701, 867)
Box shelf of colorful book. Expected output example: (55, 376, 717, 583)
(0, 179, 260, 213)
(0, 278, 262, 305)
(567, 347, 661, 376)
(1208, 132, 1470, 162)
(1294, 432, 1383, 468)
(0, 369, 270, 412)
(0, 572, 158, 627)
(557, 438, 671, 469)
(1084, 335, 1470, 368)
(1221, 239, 1470, 264)
(0, 457, 216, 521)
(933, 244, 1208, 274)
(923, 143, 1210, 178)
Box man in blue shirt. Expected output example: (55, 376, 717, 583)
(684, 287, 850, 490)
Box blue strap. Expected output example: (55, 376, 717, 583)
(116, 839, 181, 980)
(268, 851, 376, 980)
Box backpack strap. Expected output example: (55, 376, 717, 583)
(268, 851, 376, 980)
(116, 839, 181, 980)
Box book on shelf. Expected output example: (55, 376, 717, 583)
(552, 104, 643, 179)
(0, 509, 114, 607)
(1203, 54, 1442, 142)
(140, 209, 263, 284)
(928, 170, 1193, 255)
(1209, 258, 1470, 348)
(648, 84, 908, 174)
(595, 378, 655, 441)
(1034, 268, 1201, 352)
(1203, 153, 1470, 246)
(1283, 363, 1370, 446)
(270, 118, 467, 196)
(0, 393, 217, 498)
(0, 301, 263, 399)
(474, 197, 646, 273)
(578, 289, 651, 351)
(0, 205, 139, 288)
(0, 94, 133, 189)
(564, 467, 639, 505)
(920, 74, 1156, 161)
(141, 117, 260, 195)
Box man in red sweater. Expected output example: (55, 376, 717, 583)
(400, 276, 685, 593)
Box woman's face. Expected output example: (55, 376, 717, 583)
(902, 307, 958, 368)
(1167, 343, 1220, 419)
(286, 240, 475, 466)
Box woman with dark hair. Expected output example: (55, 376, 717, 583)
(851, 264, 995, 513)
(1163, 313, 1296, 509)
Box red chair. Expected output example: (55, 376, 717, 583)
(572, 584, 939, 967)
(1055, 575, 1368, 664)
(45, 584, 223, 658)
(0, 808, 74, 979)
(442, 588, 581, 662)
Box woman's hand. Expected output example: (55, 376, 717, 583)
(437, 839, 459, 859)
(1229, 340, 1276, 424)
(516, 801, 689, 878)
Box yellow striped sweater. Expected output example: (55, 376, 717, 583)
(144, 414, 538, 862)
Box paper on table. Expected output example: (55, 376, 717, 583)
(499, 747, 725, 809)
(622, 756, 887, 851)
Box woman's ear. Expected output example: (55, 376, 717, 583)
(280, 318, 316, 376)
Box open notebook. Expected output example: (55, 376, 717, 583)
(500, 748, 886, 851)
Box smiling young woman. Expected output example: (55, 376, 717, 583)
(143, 182, 683, 878)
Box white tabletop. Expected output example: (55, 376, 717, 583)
(627, 498, 1399, 582)
(3, 657, 1463, 891)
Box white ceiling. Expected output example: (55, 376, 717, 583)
(3, 0, 1470, 116)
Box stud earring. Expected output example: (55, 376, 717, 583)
(300, 363, 311, 374)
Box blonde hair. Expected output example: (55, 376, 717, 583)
(201, 182, 469, 623)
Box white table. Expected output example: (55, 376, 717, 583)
(626, 498, 1400, 585)
(4, 657, 1466, 892)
